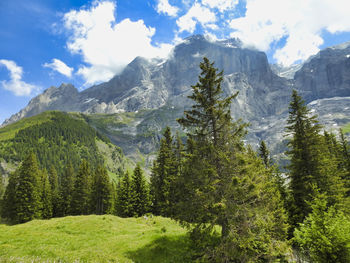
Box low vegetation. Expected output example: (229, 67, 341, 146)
(0, 215, 190, 263)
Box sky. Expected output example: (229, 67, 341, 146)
(1, 0, 350, 124)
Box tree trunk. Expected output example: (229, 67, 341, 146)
(221, 218, 229, 238)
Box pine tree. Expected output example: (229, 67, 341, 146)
(58, 161, 75, 216)
(40, 169, 53, 219)
(294, 191, 350, 262)
(116, 172, 132, 217)
(48, 166, 59, 217)
(167, 132, 184, 217)
(71, 160, 91, 215)
(1, 171, 18, 221)
(339, 129, 350, 196)
(3, 153, 42, 223)
(130, 164, 149, 217)
(285, 90, 345, 230)
(110, 181, 117, 215)
(174, 57, 289, 261)
(258, 140, 288, 207)
(176, 57, 244, 236)
(0, 170, 4, 200)
(259, 140, 271, 168)
(150, 126, 175, 216)
(91, 165, 113, 215)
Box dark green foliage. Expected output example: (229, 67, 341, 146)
(130, 164, 150, 217)
(48, 166, 59, 217)
(150, 127, 175, 216)
(116, 172, 133, 217)
(294, 192, 350, 263)
(0, 170, 4, 200)
(339, 129, 350, 196)
(1, 171, 18, 221)
(173, 57, 289, 261)
(208, 148, 289, 262)
(259, 140, 271, 168)
(167, 132, 184, 217)
(71, 160, 91, 215)
(58, 161, 75, 216)
(285, 90, 345, 230)
(91, 165, 113, 215)
(0, 111, 106, 176)
(39, 169, 53, 219)
(2, 153, 42, 223)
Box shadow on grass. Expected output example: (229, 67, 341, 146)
(127, 235, 193, 263)
(0, 217, 14, 226)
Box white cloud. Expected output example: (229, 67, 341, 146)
(201, 0, 238, 12)
(63, 1, 173, 85)
(156, 0, 179, 17)
(229, 0, 350, 66)
(0, 59, 37, 96)
(43, 58, 73, 77)
(176, 2, 216, 33)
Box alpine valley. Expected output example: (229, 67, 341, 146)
(2, 35, 350, 170)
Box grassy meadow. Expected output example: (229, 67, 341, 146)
(0, 215, 191, 263)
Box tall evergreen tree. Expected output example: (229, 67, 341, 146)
(2, 153, 42, 223)
(71, 160, 91, 215)
(167, 132, 184, 217)
(48, 166, 59, 217)
(130, 164, 149, 217)
(259, 140, 271, 168)
(176, 57, 243, 235)
(150, 126, 175, 216)
(174, 57, 288, 261)
(1, 171, 18, 221)
(339, 129, 350, 196)
(0, 171, 4, 200)
(285, 90, 345, 230)
(40, 169, 53, 219)
(116, 171, 132, 217)
(91, 165, 113, 215)
(58, 161, 75, 216)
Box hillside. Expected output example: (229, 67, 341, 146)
(0, 215, 190, 263)
(0, 111, 131, 182)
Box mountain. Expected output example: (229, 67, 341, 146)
(294, 41, 350, 101)
(2, 35, 350, 162)
(0, 111, 131, 180)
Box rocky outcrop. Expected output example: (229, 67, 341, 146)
(294, 42, 350, 102)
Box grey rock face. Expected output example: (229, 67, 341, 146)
(2, 83, 80, 126)
(270, 64, 303, 79)
(294, 42, 350, 102)
(3, 36, 350, 160)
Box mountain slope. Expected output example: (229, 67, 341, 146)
(0, 111, 130, 180)
(2, 35, 350, 161)
(3, 35, 293, 125)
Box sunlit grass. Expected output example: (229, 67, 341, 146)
(0, 215, 190, 263)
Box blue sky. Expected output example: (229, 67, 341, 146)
(1, 0, 350, 124)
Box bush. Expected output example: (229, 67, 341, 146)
(293, 193, 350, 263)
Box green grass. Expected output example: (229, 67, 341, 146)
(0, 215, 191, 263)
(342, 123, 350, 134)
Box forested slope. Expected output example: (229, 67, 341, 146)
(0, 111, 130, 180)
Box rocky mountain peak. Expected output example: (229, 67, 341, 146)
(3, 36, 350, 161)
